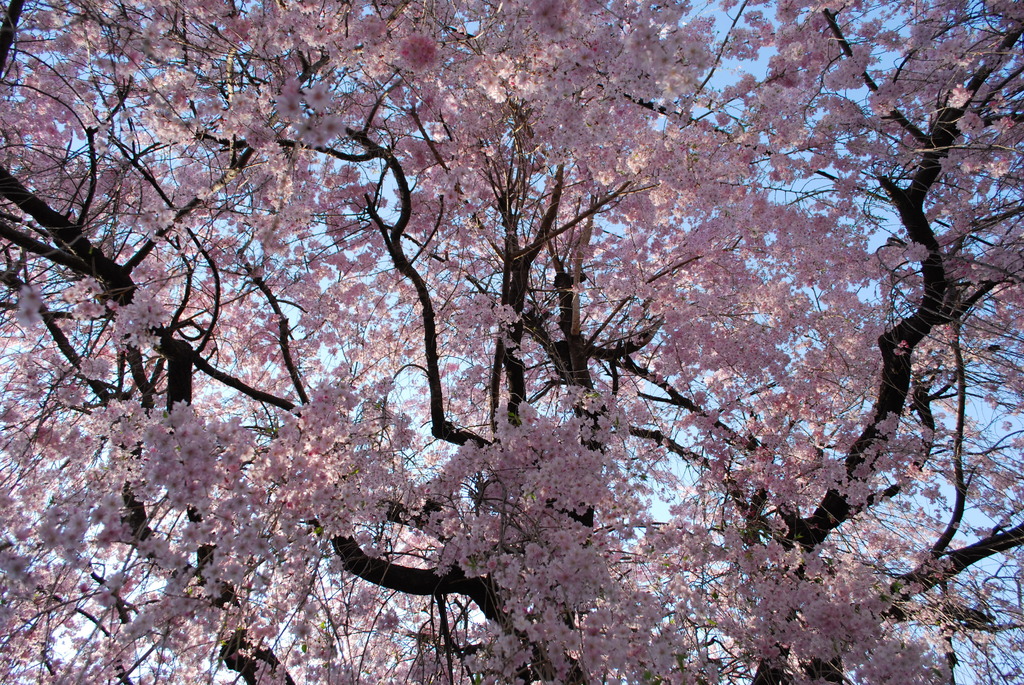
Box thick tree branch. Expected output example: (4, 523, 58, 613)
(901, 521, 1024, 595)
(0, 0, 23, 78)
(0, 219, 103, 277)
(330, 535, 502, 622)
(220, 629, 296, 685)
(191, 355, 297, 411)
(0, 166, 136, 303)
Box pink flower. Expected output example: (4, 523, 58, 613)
(398, 34, 437, 71)
(532, 0, 569, 37)
(16, 285, 42, 326)
(304, 83, 331, 114)
(277, 78, 304, 121)
(948, 85, 971, 108)
(958, 110, 984, 134)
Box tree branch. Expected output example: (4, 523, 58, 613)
(0, 0, 24, 79)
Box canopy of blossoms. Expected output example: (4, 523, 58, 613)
(0, 0, 1022, 682)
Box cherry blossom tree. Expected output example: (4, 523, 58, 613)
(0, 0, 1022, 682)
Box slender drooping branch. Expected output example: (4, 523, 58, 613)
(124, 146, 256, 273)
